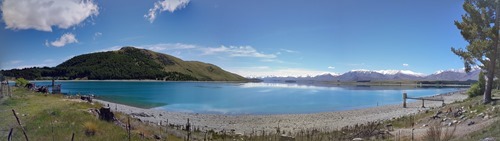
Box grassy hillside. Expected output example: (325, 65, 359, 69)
(0, 88, 182, 141)
(1, 47, 246, 81)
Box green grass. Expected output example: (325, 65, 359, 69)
(0, 88, 182, 141)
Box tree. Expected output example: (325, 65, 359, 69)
(452, 0, 499, 103)
(15, 78, 29, 87)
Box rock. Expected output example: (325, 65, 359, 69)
(422, 124, 428, 127)
(480, 137, 495, 141)
(280, 135, 295, 141)
(131, 112, 152, 117)
(459, 115, 466, 119)
(153, 134, 161, 140)
(467, 121, 475, 126)
(99, 107, 115, 122)
(447, 122, 453, 126)
(452, 120, 458, 124)
(353, 138, 363, 141)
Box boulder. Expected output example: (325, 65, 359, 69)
(99, 107, 115, 122)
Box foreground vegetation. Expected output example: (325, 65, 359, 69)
(0, 88, 182, 141)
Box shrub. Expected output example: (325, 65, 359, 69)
(15, 78, 29, 87)
(83, 121, 98, 136)
(468, 83, 482, 98)
(468, 72, 486, 98)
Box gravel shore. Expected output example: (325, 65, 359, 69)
(94, 91, 467, 135)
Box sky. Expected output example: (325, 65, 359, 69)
(0, 0, 469, 77)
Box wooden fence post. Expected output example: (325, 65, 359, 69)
(166, 119, 168, 141)
(421, 99, 425, 108)
(402, 93, 407, 108)
(8, 128, 13, 141)
(1, 83, 4, 98)
(186, 118, 191, 141)
(7, 80, 11, 97)
(12, 109, 29, 141)
(128, 117, 131, 141)
(51, 121, 55, 141)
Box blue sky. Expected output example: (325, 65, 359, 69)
(0, 0, 468, 77)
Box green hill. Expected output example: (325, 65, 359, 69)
(2, 47, 246, 81)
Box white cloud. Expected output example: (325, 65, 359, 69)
(145, 0, 190, 23)
(402, 63, 409, 67)
(44, 40, 50, 47)
(280, 49, 299, 53)
(9, 60, 22, 65)
(95, 46, 122, 52)
(1, 0, 99, 32)
(140, 43, 196, 51)
(202, 46, 277, 58)
(327, 66, 335, 69)
(49, 33, 78, 47)
(261, 59, 286, 63)
(93, 32, 102, 40)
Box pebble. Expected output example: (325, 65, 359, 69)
(467, 121, 475, 126)
(480, 137, 496, 141)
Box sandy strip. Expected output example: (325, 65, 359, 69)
(94, 92, 467, 135)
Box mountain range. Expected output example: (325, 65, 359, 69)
(259, 69, 481, 82)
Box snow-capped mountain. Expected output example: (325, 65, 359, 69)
(257, 69, 481, 82)
(335, 70, 389, 81)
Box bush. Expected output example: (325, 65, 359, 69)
(83, 121, 98, 136)
(468, 72, 486, 98)
(15, 78, 29, 87)
(468, 83, 482, 98)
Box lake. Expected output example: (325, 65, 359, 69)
(32, 81, 462, 115)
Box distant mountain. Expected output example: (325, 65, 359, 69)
(258, 69, 481, 82)
(2, 47, 246, 81)
(425, 69, 481, 81)
(336, 70, 389, 81)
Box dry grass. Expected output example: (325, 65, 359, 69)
(0, 88, 183, 141)
(83, 121, 97, 136)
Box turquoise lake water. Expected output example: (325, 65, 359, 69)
(32, 81, 461, 115)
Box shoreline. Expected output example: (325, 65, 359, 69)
(94, 91, 468, 135)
